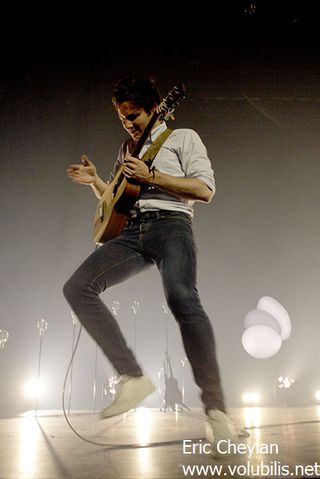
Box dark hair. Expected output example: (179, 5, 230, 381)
(112, 77, 161, 114)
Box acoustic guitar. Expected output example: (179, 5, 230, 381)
(161, 350, 190, 411)
(93, 84, 186, 244)
(163, 351, 183, 410)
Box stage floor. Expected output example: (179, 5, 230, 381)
(0, 406, 319, 478)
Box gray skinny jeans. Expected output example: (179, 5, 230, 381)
(63, 211, 226, 413)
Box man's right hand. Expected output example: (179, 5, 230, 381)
(66, 154, 97, 185)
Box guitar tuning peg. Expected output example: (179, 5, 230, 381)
(164, 113, 176, 122)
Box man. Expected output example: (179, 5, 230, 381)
(63, 77, 238, 452)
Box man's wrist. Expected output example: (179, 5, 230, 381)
(93, 175, 106, 189)
(92, 175, 98, 186)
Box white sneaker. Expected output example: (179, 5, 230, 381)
(100, 374, 156, 419)
(205, 409, 239, 457)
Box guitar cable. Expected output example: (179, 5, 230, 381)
(63, 314, 320, 449)
(62, 325, 320, 450)
(61, 323, 192, 448)
(60, 327, 320, 449)
(61, 323, 113, 447)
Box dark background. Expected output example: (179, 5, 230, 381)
(1, 1, 320, 416)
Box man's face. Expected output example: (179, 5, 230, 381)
(117, 101, 155, 140)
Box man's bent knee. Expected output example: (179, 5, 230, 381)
(63, 276, 82, 304)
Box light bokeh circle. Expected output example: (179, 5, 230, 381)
(244, 309, 281, 335)
(257, 296, 291, 340)
(242, 324, 282, 359)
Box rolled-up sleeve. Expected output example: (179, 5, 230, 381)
(179, 129, 216, 192)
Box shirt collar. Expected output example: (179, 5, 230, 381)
(146, 122, 167, 143)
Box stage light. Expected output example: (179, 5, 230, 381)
(132, 300, 140, 315)
(277, 376, 294, 389)
(242, 296, 291, 358)
(244, 2, 257, 15)
(273, 376, 298, 406)
(244, 309, 281, 333)
(112, 300, 120, 316)
(242, 324, 282, 358)
(23, 378, 44, 400)
(257, 296, 291, 340)
(315, 390, 320, 401)
(0, 330, 9, 349)
(37, 318, 48, 336)
(242, 391, 261, 405)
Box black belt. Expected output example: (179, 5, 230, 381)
(127, 209, 190, 222)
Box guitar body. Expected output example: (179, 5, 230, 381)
(162, 351, 185, 411)
(164, 376, 183, 409)
(93, 166, 140, 243)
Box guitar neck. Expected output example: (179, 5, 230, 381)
(165, 352, 174, 378)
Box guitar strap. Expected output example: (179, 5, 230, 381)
(140, 127, 173, 167)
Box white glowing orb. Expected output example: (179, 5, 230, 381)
(244, 309, 281, 334)
(257, 296, 291, 340)
(242, 324, 282, 359)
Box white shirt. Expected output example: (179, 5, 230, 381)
(111, 122, 216, 217)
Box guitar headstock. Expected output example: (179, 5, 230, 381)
(158, 83, 186, 121)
